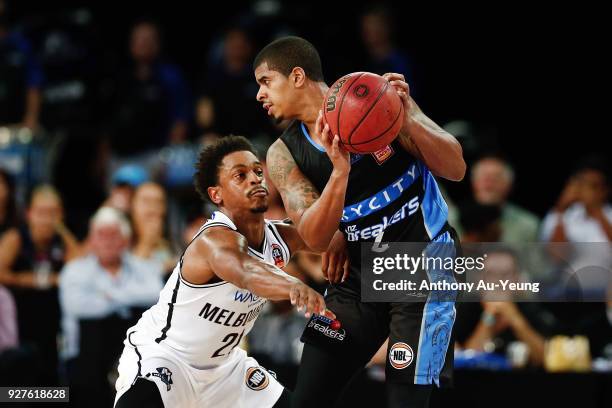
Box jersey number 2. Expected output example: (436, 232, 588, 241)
(211, 329, 245, 358)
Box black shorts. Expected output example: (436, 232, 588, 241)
(300, 231, 458, 386)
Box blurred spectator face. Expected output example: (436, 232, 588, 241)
(472, 158, 513, 205)
(27, 191, 63, 241)
(132, 182, 166, 223)
(575, 169, 608, 207)
(130, 22, 160, 63)
(182, 215, 206, 246)
(361, 12, 390, 49)
(483, 251, 520, 300)
(90, 223, 128, 265)
(224, 29, 252, 71)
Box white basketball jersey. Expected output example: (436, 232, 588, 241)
(129, 211, 292, 369)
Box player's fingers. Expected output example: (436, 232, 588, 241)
(320, 124, 332, 148)
(341, 257, 350, 283)
(332, 254, 345, 284)
(321, 251, 330, 280)
(390, 80, 409, 93)
(397, 91, 409, 108)
(327, 251, 338, 282)
(290, 286, 297, 306)
(305, 291, 318, 318)
(322, 308, 336, 320)
(384, 72, 405, 82)
(315, 109, 323, 135)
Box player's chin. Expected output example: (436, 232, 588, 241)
(250, 204, 269, 214)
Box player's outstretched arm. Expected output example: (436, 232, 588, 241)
(266, 112, 349, 252)
(384, 73, 466, 182)
(183, 227, 334, 319)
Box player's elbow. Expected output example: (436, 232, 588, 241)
(450, 158, 467, 182)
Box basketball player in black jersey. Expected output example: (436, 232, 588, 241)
(254, 37, 466, 407)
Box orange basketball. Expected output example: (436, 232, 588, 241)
(323, 72, 404, 154)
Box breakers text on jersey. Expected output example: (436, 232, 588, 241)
(345, 196, 420, 241)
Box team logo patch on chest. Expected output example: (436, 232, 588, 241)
(271, 244, 285, 267)
(245, 367, 270, 391)
(371, 145, 395, 165)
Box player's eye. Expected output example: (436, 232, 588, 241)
(254, 168, 264, 177)
(234, 172, 246, 181)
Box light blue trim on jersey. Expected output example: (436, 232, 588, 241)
(341, 163, 421, 222)
(300, 122, 325, 152)
(413, 231, 456, 386)
(418, 162, 449, 239)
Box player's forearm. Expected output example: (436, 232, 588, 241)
(403, 117, 466, 181)
(240, 258, 301, 301)
(297, 170, 348, 252)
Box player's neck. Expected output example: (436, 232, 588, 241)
(299, 82, 328, 142)
(220, 208, 266, 249)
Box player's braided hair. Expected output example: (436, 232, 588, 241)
(194, 136, 258, 202)
(253, 36, 324, 82)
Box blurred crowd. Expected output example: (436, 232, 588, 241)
(0, 0, 610, 405)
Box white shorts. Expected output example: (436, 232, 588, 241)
(114, 331, 284, 408)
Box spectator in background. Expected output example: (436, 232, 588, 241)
(130, 182, 176, 273)
(109, 20, 190, 159)
(471, 155, 540, 244)
(455, 249, 554, 367)
(196, 26, 276, 145)
(540, 157, 612, 357)
(0, 0, 43, 130)
(0, 185, 81, 384)
(0, 284, 17, 353)
(0, 168, 18, 235)
(359, 5, 417, 97)
(541, 156, 612, 243)
(454, 202, 555, 367)
(59, 207, 163, 408)
(103, 164, 149, 214)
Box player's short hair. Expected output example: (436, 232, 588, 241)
(253, 36, 324, 82)
(194, 136, 258, 202)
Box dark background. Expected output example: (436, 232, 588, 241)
(5, 0, 608, 215)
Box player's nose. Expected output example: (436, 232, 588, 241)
(256, 86, 265, 102)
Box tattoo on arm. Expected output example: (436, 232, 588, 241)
(267, 140, 320, 215)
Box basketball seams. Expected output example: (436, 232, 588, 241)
(349, 101, 404, 152)
(347, 80, 390, 146)
(335, 72, 366, 144)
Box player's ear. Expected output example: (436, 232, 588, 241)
(208, 186, 222, 205)
(291, 67, 306, 88)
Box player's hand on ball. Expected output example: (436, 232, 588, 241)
(316, 109, 350, 176)
(322, 231, 350, 284)
(383, 73, 413, 132)
(289, 282, 336, 319)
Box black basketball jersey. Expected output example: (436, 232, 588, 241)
(280, 120, 450, 291)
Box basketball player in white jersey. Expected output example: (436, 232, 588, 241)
(114, 134, 349, 407)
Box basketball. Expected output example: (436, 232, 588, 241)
(323, 72, 404, 154)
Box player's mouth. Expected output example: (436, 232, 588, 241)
(249, 187, 268, 197)
(263, 103, 273, 115)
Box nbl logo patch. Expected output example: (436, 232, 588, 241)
(389, 342, 414, 369)
(271, 244, 285, 267)
(245, 367, 270, 391)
